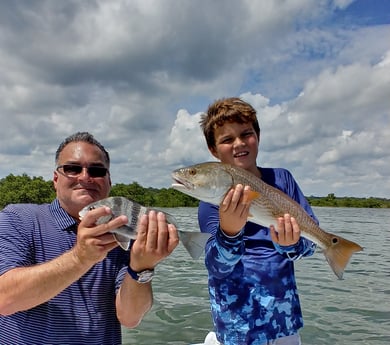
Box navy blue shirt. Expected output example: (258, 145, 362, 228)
(198, 168, 317, 345)
(0, 199, 129, 345)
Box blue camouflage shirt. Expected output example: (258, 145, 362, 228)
(198, 167, 317, 345)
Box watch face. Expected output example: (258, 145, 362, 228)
(138, 269, 154, 283)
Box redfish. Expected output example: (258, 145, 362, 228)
(171, 162, 363, 279)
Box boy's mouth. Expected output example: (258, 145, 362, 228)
(234, 151, 249, 158)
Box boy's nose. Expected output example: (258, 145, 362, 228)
(233, 137, 245, 147)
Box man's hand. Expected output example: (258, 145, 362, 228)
(73, 206, 129, 267)
(129, 211, 179, 272)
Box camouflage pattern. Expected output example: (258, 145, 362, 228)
(198, 168, 317, 345)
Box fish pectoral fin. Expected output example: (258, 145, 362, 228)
(113, 233, 131, 251)
(247, 191, 261, 201)
(179, 231, 211, 260)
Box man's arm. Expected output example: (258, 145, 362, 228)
(0, 206, 128, 315)
(0, 251, 91, 315)
(116, 211, 179, 328)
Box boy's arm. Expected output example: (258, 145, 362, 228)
(273, 237, 317, 260)
(198, 202, 245, 279)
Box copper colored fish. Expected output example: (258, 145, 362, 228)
(171, 162, 363, 279)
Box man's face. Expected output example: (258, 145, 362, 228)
(53, 141, 111, 219)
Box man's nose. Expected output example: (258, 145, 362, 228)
(78, 167, 92, 179)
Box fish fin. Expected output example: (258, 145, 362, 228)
(113, 233, 131, 251)
(323, 235, 363, 279)
(179, 231, 211, 260)
(244, 191, 262, 223)
(247, 212, 256, 222)
(248, 191, 261, 201)
(162, 212, 178, 227)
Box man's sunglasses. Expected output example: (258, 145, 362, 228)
(56, 164, 109, 178)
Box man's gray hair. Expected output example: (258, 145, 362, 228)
(55, 132, 110, 166)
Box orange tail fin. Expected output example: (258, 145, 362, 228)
(323, 236, 363, 279)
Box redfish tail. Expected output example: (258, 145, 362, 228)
(323, 235, 363, 280)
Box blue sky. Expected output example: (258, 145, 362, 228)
(0, 0, 389, 198)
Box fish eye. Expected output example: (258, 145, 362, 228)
(189, 168, 197, 176)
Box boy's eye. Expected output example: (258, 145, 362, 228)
(220, 137, 232, 144)
(242, 131, 255, 138)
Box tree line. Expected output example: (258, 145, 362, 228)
(0, 174, 198, 209)
(0, 174, 389, 209)
(306, 193, 390, 208)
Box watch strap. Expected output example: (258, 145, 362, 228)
(127, 266, 154, 283)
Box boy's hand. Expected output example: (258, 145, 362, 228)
(270, 214, 300, 246)
(219, 184, 252, 236)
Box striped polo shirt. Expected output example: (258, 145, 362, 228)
(0, 199, 130, 345)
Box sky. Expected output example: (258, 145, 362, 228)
(0, 0, 389, 198)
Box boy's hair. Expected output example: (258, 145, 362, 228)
(55, 131, 110, 166)
(200, 97, 260, 149)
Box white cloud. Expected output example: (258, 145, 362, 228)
(160, 110, 212, 165)
(0, 0, 388, 197)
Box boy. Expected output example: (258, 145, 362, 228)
(198, 97, 317, 345)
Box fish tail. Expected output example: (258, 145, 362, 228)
(323, 235, 363, 279)
(179, 231, 211, 259)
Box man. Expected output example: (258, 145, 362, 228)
(0, 132, 179, 344)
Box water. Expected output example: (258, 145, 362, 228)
(123, 207, 390, 345)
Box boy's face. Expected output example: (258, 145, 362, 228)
(210, 122, 259, 174)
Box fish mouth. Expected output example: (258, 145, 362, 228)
(171, 175, 194, 190)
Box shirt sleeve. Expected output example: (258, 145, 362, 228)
(198, 201, 245, 279)
(0, 206, 34, 275)
(273, 238, 317, 260)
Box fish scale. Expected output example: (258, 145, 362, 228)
(171, 161, 363, 279)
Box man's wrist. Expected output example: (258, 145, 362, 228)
(127, 266, 155, 283)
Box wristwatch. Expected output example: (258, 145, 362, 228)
(127, 266, 155, 283)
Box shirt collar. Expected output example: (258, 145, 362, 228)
(49, 199, 78, 231)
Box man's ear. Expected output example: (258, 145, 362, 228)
(53, 171, 58, 191)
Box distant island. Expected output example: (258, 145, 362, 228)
(0, 174, 389, 209)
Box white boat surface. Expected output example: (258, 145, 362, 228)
(190, 331, 220, 345)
